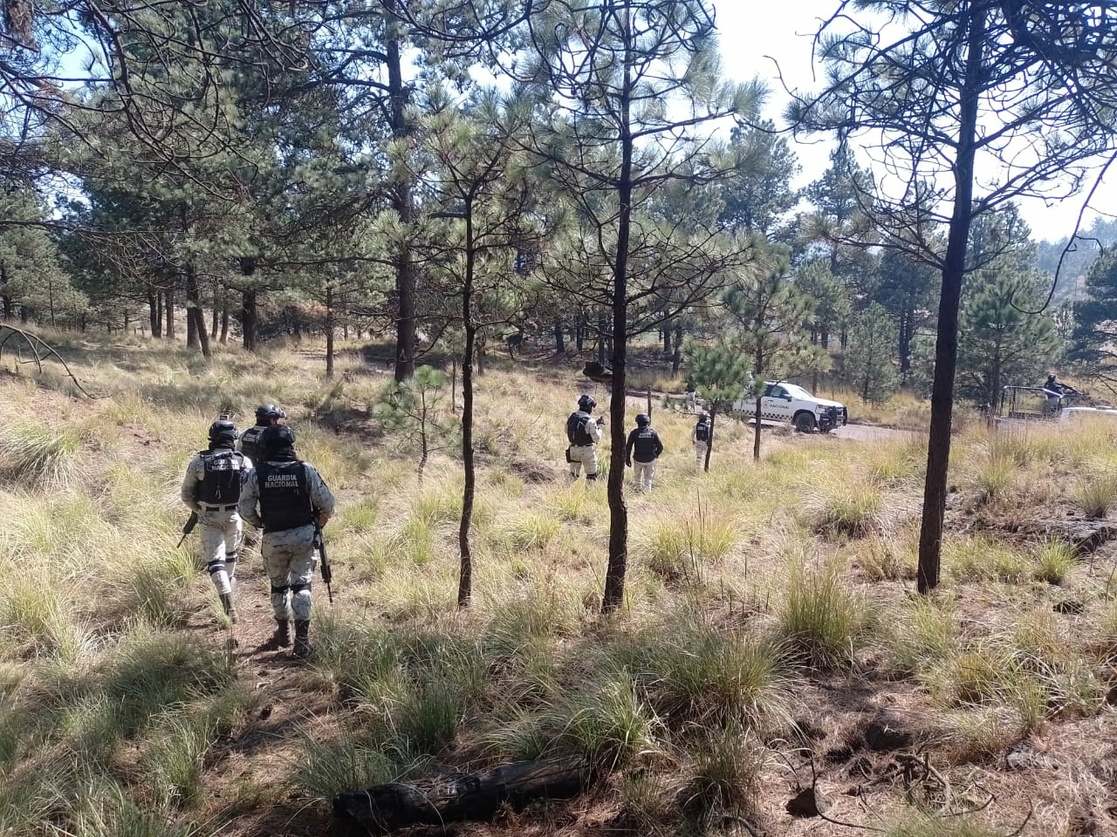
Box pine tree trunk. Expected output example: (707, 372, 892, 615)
(220, 301, 229, 344)
(165, 288, 176, 339)
(242, 290, 257, 352)
(602, 27, 633, 614)
(325, 285, 335, 379)
(917, 8, 986, 594)
(386, 0, 417, 383)
(458, 210, 477, 608)
(553, 319, 565, 354)
(185, 264, 210, 358)
(672, 323, 682, 376)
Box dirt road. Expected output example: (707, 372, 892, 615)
(829, 422, 922, 442)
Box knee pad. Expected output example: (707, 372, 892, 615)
(226, 552, 239, 566)
(586, 473, 597, 481)
(290, 582, 311, 595)
(270, 584, 290, 597)
(206, 560, 226, 576)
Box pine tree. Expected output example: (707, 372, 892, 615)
(846, 303, 899, 404)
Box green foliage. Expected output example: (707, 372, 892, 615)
(373, 366, 456, 477)
(846, 302, 899, 403)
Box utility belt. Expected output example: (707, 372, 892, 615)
(199, 503, 238, 512)
(570, 443, 595, 448)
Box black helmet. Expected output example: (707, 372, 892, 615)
(255, 403, 286, 423)
(208, 419, 238, 443)
(699, 410, 709, 420)
(260, 424, 296, 453)
(636, 413, 649, 426)
(578, 394, 596, 411)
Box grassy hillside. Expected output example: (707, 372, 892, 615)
(2, 334, 1117, 837)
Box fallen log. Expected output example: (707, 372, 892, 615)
(333, 755, 591, 835)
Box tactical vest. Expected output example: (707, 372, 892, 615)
(256, 461, 314, 533)
(566, 411, 594, 445)
(197, 449, 247, 505)
(240, 425, 266, 462)
(632, 427, 659, 461)
(695, 421, 710, 442)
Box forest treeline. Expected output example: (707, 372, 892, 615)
(5, 0, 1117, 602)
(1, 1, 1114, 401)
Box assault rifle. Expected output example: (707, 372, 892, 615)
(314, 525, 334, 603)
(177, 511, 198, 548)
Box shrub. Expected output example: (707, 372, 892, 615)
(808, 486, 885, 539)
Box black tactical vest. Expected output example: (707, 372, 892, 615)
(256, 461, 314, 532)
(695, 421, 710, 442)
(240, 425, 266, 462)
(566, 411, 594, 445)
(632, 427, 659, 461)
(197, 449, 247, 505)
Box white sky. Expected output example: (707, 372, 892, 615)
(710, 0, 1116, 242)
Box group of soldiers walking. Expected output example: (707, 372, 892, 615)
(182, 389, 709, 653)
(180, 404, 335, 659)
(564, 394, 713, 490)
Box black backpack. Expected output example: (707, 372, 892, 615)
(566, 411, 592, 445)
(198, 450, 247, 505)
(695, 421, 710, 442)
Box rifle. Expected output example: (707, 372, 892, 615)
(314, 525, 334, 603)
(177, 511, 199, 548)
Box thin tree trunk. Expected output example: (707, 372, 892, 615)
(602, 18, 633, 614)
(704, 410, 715, 473)
(752, 394, 763, 462)
(210, 281, 220, 340)
(554, 319, 565, 354)
(386, 0, 416, 383)
(917, 8, 985, 594)
(185, 263, 210, 358)
(147, 288, 161, 338)
(220, 300, 229, 344)
(165, 287, 176, 339)
(671, 322, 682, 376)
(325, 284, 335, 379)
(458, 206, 477, 608)
(242, 290, 257, 352)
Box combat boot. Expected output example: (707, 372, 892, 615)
(261, 619, 290, 650)
(219, 593, 238, 624)
(293, 620, 312, 659)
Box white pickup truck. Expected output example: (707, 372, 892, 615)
(732, 381, 848, 433)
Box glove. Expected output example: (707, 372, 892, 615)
(596, 416, 605, 425)
(625, 458, 632, 467)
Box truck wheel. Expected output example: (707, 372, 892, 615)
(794, 412, 816, 433)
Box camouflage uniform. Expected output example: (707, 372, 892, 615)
(566, 395, 603, 482)
(238, 429, 335, 658)
(180, 426, 251, 622)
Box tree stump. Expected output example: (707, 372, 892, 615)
(332, 756, 591, 834)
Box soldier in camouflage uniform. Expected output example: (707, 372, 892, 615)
(238, 404, 286, 464)
(238, 424, 335, 659)
(180, 420, 252, 622)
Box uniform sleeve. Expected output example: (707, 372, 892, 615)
(587, 417, 603, 443)
(654, 431, 664, 457)
(237, 469, 263, 528)
(180, 456, 203, 510)
(625, 430, 635, 458)
(306, 464, 337, 517)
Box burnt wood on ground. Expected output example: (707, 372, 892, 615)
(332, 756, 591, 834)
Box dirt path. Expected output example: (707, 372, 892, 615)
(829, 422, 922, 442)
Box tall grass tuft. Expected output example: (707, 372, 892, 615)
(807, 486, 885, 539)
(0, 422, 83, 488)
(885, 597, 957, 679)
(1073, 471, 1117, 519)
(681, 724, 766, 825)
(1033, 539, 1075, 585)
(774, 565, 867, 669)
(622, 620, 792, 730)
(548, 677, 659, 770)
(295, 728, 410, 800)
(642, 505, 736, 583)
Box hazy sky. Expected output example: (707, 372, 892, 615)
(710, 0, 1114, 241)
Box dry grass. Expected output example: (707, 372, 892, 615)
(3, 334, 1117, 836)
